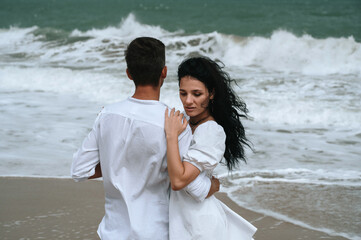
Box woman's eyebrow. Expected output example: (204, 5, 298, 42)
(179, 88, 203, 92)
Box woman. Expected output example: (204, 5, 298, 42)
(164, 57, 257, 239)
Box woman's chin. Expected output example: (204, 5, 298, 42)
(184, 111, 196, 117)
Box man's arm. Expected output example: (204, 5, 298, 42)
(206, 176, 220, 198)
(71, 113, 102, 182)
(88, 163, 102, 179)
(184, 174, 220, 202)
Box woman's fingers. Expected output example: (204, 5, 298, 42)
(165, 108, 168, 119)
(182, 114, 188, 130)
(165, 108, 188, 136)
(167, 108, 183, 119)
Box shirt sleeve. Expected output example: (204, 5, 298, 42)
(184, 173, 211, 202)
(177, 125, 211, 202)
(71, 110, 103, 182)
(183, 122, 226, 172)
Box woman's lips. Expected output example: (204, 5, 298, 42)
(185, 107, 195, 112)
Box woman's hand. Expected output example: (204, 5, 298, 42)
(165, 108, 200, 190)
(165, 108, 188, 140)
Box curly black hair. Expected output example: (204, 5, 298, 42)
(178, 57, 250, 171)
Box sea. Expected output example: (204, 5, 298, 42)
(0, 0, 360, 239)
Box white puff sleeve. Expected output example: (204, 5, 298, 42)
(183, 121, 226, 172)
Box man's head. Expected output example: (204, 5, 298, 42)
(125, 37, 166, 87)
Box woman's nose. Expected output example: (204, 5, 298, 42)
(185, 95, 193, 104)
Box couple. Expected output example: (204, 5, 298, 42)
(71, 37, 256, 239)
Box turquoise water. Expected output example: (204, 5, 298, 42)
(1, 0, 361, 41)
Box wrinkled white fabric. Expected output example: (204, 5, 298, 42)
(183, 121, 226, 173)
(71, 97, 211, 240)
(170, 121, 257, 240)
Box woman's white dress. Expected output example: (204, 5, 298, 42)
(169, 121, 257, 240)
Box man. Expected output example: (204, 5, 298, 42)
(71, 37, 219, 240)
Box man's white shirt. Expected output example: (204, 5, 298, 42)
(71, 97, 211, 240)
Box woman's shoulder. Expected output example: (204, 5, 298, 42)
(184, 120, 226, 170)
(195, 120, 224, 133)
(193, 120, 226, 141)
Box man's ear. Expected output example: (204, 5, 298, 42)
(161, 66, 167, 79)
(158, 66, 167, 87)
(126, 69, 133, 80)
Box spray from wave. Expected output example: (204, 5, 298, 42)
(1, 14, 361, 128)
(1, 14, 360, 75)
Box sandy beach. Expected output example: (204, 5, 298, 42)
(0, 177, 348, 240)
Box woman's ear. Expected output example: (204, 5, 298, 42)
(126, 69, 133, 80)
(210, 89, 215, 100)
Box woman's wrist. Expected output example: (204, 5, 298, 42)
(166, 133, 178, 142)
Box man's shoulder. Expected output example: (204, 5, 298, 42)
(103, 98, 129, 111)
(102, 98, 169, 128)
(104, 98, 169, 111)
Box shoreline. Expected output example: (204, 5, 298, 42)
(0, 177, 348, 240)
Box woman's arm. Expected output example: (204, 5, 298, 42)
(165, 108, 201, 190)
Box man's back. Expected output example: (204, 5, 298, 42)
(99, 97, 171, 239)
(72, 97, 185, 239)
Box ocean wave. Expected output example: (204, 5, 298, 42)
(0, 66, 132, 103)
(219, 30, 361, 76)
(70, 13, 179, 40)
(1, 14, 360, 75)
(219, 168, 361, 187)
(1, 65, 360, 128)
(1, 14, 360, 127)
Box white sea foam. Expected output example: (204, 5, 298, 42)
(1, 14, 360, 75)
(1, 64, 360, 128)
(219, 30, 361, 75)
(1, 14, 360, 128)
(219, 168, 361, 187)
(0, 26, 39, 50)
(71, 13, 178, 41)
(0, 66, 132, 103)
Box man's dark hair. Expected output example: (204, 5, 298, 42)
(125, 37, 165, 87)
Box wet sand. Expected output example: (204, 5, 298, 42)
(0, 177, 347, 239)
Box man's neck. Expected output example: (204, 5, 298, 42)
(132, 85, 161, 101)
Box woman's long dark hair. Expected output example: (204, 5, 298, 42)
(178, 56, 250, 171)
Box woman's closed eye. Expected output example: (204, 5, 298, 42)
(179, 92, 202, 97)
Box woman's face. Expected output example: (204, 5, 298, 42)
(179, 76, 212, 118)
